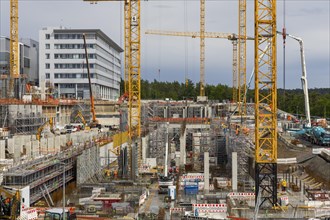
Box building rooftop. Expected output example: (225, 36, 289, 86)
(53, 28, 123, 53)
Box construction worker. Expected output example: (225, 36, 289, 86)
(281, 179, 287, 192)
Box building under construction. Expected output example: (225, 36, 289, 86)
(0, 0, 329, 219)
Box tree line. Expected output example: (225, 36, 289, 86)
(121, 79, 330, 119)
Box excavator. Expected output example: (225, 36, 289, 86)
(36, 118, 54, 141)
(74, 110, 90, 130)
(0, 187, 20, 220)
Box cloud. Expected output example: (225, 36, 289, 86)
(0, 0, 329, 89)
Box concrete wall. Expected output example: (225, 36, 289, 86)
(0, 140, 6, 159)
(4, 130, 111, 162)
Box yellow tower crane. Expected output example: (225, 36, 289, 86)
(84, 0, 141, 179)
(145, 30, 253, 103)
(254, 0, 278, 208)
(9, 0, 19, 98)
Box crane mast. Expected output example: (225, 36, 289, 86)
(9, 0, 19, 98)
(84, 0, 141, 179)
(124, 2, 130, 94)
(254, 0, 278, 207)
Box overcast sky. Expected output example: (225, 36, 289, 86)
(0, 0, 329, 89)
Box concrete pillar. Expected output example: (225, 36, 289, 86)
(75, 83, 78, 99)
(13, 136, 22, 161)
(200, 107, 203, 118)
(31, 140, 39, 157)
(142, 135, 149, 163)
(25, 139, 32, 159)
(232, 152, 238, 191)
(0, 140, 6, 159)
(54, 136, 61, 152)
(300, 181, 305, 201)
(164, 107, 168, 118)
(60, 135, 67, 147)
(7, 138, 14, 154)
(183, 107, 186, 118)
(204, 152, 209, 193)
(180, 128, 186, 165)
(47, 137, 55, 153)
(40, 138, 47, 154)
(208, 106, 212, 118)
(204, 106, 208, 118)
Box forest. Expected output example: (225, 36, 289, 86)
(121, 79, 330, 119)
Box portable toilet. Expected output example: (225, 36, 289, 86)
(168, 186, 176, 200)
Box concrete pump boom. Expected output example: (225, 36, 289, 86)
(277, 31, 311, 127)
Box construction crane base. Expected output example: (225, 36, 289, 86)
(255, 162, 277, 208)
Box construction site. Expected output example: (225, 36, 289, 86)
(0, 0, 329, 219)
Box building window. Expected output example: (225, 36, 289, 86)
(46, 73, 50, 79)
(46, 44, 50, 49)
(54, 43, 94, 49)
(45, 63, 50, 69)
(46, 34, 50, 39)
(46, 53, 50, 59)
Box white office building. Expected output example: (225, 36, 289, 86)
(39, 27, 123, 100)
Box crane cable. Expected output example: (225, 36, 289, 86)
(282, 0, 286, 107)
(184, 0, 188, 88)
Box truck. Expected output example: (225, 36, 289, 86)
(44, 208, 76, 220)
(158, 175, 174, 194)
(309, 127, 330, 146)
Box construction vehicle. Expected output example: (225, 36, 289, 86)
(277, 31, 311, 127)
(307, 127, 330, 146)
(36, 118, 54, 141)
(118, 92, 129, 105)
(74, 110, 90, 130)
(158, 175, 174, 194)
(44, 208, 77, 220)
(277, 31, 330, 146)
(0, 187, 20, 220)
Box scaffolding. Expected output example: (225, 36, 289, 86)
(0, 104, 45, 136)
(2, 140, 99, 205)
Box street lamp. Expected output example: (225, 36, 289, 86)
(59, 162, 66, 220)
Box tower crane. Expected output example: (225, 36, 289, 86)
(254, 0, 278, 208)
(145, 30, 253, 102)
(277, 31, 311, 127)
(84, 0, 141, 179)
(9, 0, 19, 98)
